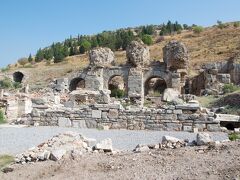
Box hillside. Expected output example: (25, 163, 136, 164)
(3, 22, 240, 89)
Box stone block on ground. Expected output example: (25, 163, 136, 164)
(133, 144, 150, 152)
(162, 135, 184, 144)
(50, 149, 67, 161)
(196, 133, 213, 146)
(94, 138, 113, 152)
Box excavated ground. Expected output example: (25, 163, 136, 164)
(1, 141, 240, 180)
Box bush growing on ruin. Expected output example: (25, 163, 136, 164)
(13, 82, 22, 89)
(0, 78, 13, 89)
(229, 133, 240, 141)
(0, 109, 5, 124)
(0, 78, 22, 89)
(222, 84, 239, 94)
(141, 34, 153, 45)
(110, 89, 125, 98)
(193, 26, 204, 34)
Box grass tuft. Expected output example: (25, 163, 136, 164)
(0, 155, 14, 169)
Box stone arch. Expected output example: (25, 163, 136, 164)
(108, 75, 127, 98)
(69, 77, 85, 91)
(144, 76, 167, 96)
(103, 67, 129, 89)
(13, 71, 24, 83)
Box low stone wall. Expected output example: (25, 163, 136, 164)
(29, 104, 221, 132)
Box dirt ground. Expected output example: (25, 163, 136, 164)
(1, 141, 240, 180)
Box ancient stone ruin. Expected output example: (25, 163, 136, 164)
(0, 40, 240, 132)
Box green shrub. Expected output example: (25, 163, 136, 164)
(1, 67, 10, 73)
(13, 82, 22, 89)
(0, 78, 13, 89)
(229, 133, 240, 141)
(0, 110, 6, 124)
(193, 26, 204, 34)
(217, 20, 227, 29)
(0, 78, 22, 89)
(110, 89, 125, 98)
(141, 34, 153, 45)
(233, 22, 240, 28)
(222, 84, 239, 94)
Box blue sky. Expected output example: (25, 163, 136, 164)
(0, 0, 240, 68)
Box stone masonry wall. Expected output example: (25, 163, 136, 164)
(30, 104, 220, 132)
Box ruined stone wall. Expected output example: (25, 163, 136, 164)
(30, 104, 220, 132)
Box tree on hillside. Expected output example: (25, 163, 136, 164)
(79, 40, 91, 54)
(53, 43, 67, 63)
(28, 54, 33, 62)
(90, 36, 98, 48)
(18, 58, 28, 67)
(159, 21, 182, 35)
(115, 30, 134, 50)
(97, 31, 116, 50)
(141, 25, 154, 35)
(35, 48, 44, 62)
(44, 48, 54, 60)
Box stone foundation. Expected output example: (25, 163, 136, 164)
(29, 104, 220, 132)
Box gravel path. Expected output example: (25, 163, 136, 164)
(0, 126, 229, 155)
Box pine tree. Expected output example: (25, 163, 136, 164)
(35, 48, 44, 62)
(28, 54, 33, 62)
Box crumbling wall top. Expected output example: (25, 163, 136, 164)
(126, 41, 150, 67)
(163, 40, 189, 71)
(89, 47, 115, 67)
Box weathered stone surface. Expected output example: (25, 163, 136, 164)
(196, 133, 213, 146)
(92, 110, 102, 118)
(163, 40, 189, 71)
(133, 144, 150, 152)
(207, 124, 221, 132)
(126, 41, 150, 67)
(162, 88, 180, 102)
(108, 109, 119, 119)
(176, 100, 200, 110)
(162, 135, 183, 144)
(89, 47, 114, 67)
(94, 138, 113, 152)
(194, 124, 206, 131)
(58, 117, 71, 127)
(215, 114, 240, 122)
(183, 125, 192, 132)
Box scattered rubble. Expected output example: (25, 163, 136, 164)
(14, 131, 114, 164)
(133, 133, 226, 152)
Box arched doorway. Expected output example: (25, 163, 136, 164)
(69, 78, 85, 91)
(108, 75, 126, 98)
(13, 71, 24, 83)
(145, 76, 167, 97)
